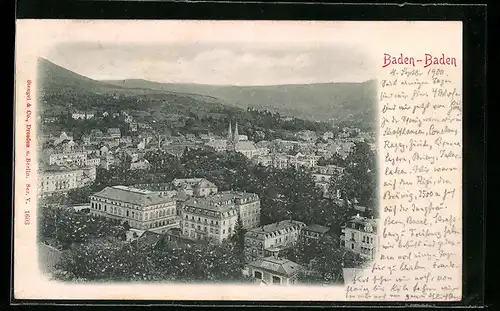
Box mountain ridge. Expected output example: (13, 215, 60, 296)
(102, 78, 377, 126)
(37, 57, 377, 129)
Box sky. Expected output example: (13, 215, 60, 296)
(46, 42, 376, 86)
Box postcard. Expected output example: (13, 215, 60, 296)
(13, 20, 462, 301)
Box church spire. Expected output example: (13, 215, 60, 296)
(234, 121, 239, 144)
(227, 121, 233, 141)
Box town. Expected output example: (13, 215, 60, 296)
(37, 107, 379, 286)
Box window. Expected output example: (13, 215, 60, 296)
(223, 229, 226, 234)
(351, 243, 354, 249)
(272, 276, 281, 285)
(254, 271, 263, 279)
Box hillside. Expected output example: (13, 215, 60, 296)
(104, 79, 378, 128)
(37, 58, 235, 117)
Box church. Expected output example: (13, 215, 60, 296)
(226, 121, 261, 159)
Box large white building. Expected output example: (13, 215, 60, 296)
(90, 186, 179, 233)
(179, 191, 261, 243)
(179, 197, 238, 244)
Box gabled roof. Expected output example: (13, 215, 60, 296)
(248, 256, 303, 277)
(246, 220, 306, 240)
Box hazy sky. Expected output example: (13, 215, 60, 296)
(47, 42, 376, 85)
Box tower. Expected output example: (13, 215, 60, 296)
(227, 121, 233, 142)
(226, 121, 235, 151)
(234, 121, 240, 145)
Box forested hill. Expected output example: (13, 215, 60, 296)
(36, 58, 337, 140)
(37, 58, 237, 117)
(104, 79, 378, 130)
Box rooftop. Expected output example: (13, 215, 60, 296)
(248, 256, 303, 276)
(345, 215, 378, 233)
(39, 163, 81, 173)
(235, 141, 258, 150)
(246, 220, 306, 239)
(173, 178, 217, 189)
(183, 195, 237, 213)
(91, 185, 174, 206)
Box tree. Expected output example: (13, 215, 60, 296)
(286, 235, 370, 285)
(122, 221, 131, 231)
(343, 142, 377, 207)
(231, 216, 246, 259)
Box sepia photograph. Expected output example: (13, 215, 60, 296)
(35, 40, 379, 286)
(14, 20, 463, 301)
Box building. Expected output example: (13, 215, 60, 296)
(37, 164, 96, 197)
(130, 159, 151, 171)
(253, 155, 273, 167)
(71, 111, 95, 120)
(289, 153, 321, 169)
(269, 153, 320, 170)
(81, 165, 97, 185)
(87, 156, 101, 167)
(172, 178, 218, 197)
(205, 139, 227, 152)
(322, 131, 335, 141)
(244, 220, 306, 262)
(179, 196, 239, 244)
(296, 130, 317, 142)
(300, 224, 330, 243)
(107, 128, 122, 139)
(311, 165, 345, 198)
(179, 190, 261, 243)
(340, 215, 378, 259)
(245, 256, 303, 285)
(53, 132, 73, 146)
(226, 122, 261, 158)
(48, 151, 87, 167)
(89, 186, 179, 234)
(129, 122, 138, 132)
(224, 191, 260, 229)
